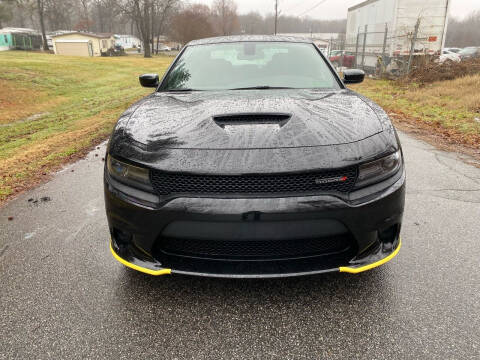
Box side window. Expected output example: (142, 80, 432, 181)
(4, 35, 7, 42)
(102, 39, 107, 48)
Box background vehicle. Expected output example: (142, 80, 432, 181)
(437, 48, 461, 63)
(329, 50, 356, 67)
(158, 44, 171, 51)
(444, 47, 462, 53)
(113, 44, 125, 55)
(459, 47, 480, 60)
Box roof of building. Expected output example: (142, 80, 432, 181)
(348, 0, 381, 12)
(114, 34, 141, 39)
(52, 31, 114, 39)
(54, 39, 91, 43)
(187, 35, 313, 46)
(0, 27, 39, 34)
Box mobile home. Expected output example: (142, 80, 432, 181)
(0, 28, 43, 51)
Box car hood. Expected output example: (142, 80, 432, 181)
(121, 89, 384, 150)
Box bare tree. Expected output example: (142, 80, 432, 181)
(446, 12, 480, 47)
(117, 0, 153, 57)
(153, 0, 179, 54)
(0, 0, 14, 28)
(133, 0, 152, 57)
(77, 0, 91, 31)
(170, 4, 216, 45)
(44, 0, 75, 30)
(238, 12, 268, 34)
(238, 13, 347, 35)
(35, 0, 48, 50)
(211, 0, 239, 36)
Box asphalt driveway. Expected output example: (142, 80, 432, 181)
(1, 132, 479, 359)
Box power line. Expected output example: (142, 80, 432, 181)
(297, 0, 330, 17)
(283, 0, 316, 13)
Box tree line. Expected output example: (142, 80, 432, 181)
(445, 11, 480, 47)
(0, 0, 478, 57)
(0, 0, 346, 56)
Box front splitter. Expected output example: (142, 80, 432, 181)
(110, 239, 401, 278)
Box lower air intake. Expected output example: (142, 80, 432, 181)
(157, 235, 353, 260)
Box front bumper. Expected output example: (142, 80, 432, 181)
(105, 171, 405, 278)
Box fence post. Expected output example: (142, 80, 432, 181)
(381, 23, 388, 77)
(407, 18, 421, 75)
(354, 29, 360, 68)
(340, 37, 345, 68)
(361, 24, 368, 70)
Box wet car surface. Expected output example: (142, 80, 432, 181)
(1, 133, 479, 359)
(105, 36, 405, 277)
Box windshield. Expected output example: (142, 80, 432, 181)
(159, 42, 340, 91)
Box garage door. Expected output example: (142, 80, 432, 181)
(55, 41, 91, 56)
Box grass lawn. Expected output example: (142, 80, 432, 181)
(0, 51, 173, 202)
(351, 76, 480, 147)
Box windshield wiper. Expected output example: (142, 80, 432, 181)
(230, 86, 294, 90)
(164, 88, 201, 92)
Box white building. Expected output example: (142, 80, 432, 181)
(345, 0, 450, 68)
(114, 34, 141, 49)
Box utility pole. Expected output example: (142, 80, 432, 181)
(274, 0, 279, 35)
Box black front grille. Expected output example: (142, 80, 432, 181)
(158, 235, 353, 260)
(150, 167, 357, 196)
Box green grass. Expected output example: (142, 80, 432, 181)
(351, 77, 480, 141)
(0, 51, 173, 202)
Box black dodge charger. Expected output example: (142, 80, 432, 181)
(105, 36, 405, 278)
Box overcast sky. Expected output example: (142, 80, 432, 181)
(196, 0, 479, 20)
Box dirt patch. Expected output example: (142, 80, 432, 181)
(401, 59, 480, 85)
(389, 110, 480, 167)
(0, 80, 64, 124)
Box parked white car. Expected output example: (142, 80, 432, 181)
(444, 47, 462, 54)
(437, 49, 461, 63)
(158, 44, 171, 51)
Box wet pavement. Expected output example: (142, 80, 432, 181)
(1, 133, 479, 359)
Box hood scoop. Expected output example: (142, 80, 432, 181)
(213, 113, 291, 128)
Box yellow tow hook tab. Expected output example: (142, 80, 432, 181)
(109, 243, 172, 276)
(339, 239, 402, 274)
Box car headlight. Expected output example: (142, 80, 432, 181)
(355, 151, 402, 188)
(107, 155, 152, 190)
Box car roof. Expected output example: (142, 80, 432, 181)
(187, 35, 314, 46)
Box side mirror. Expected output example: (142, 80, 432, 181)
(139, 74, 159, 88)
(343, 69, 365, 84)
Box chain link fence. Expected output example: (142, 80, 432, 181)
(328, 20, 440, 78)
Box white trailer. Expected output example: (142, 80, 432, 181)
(345, 0, 450, 70)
